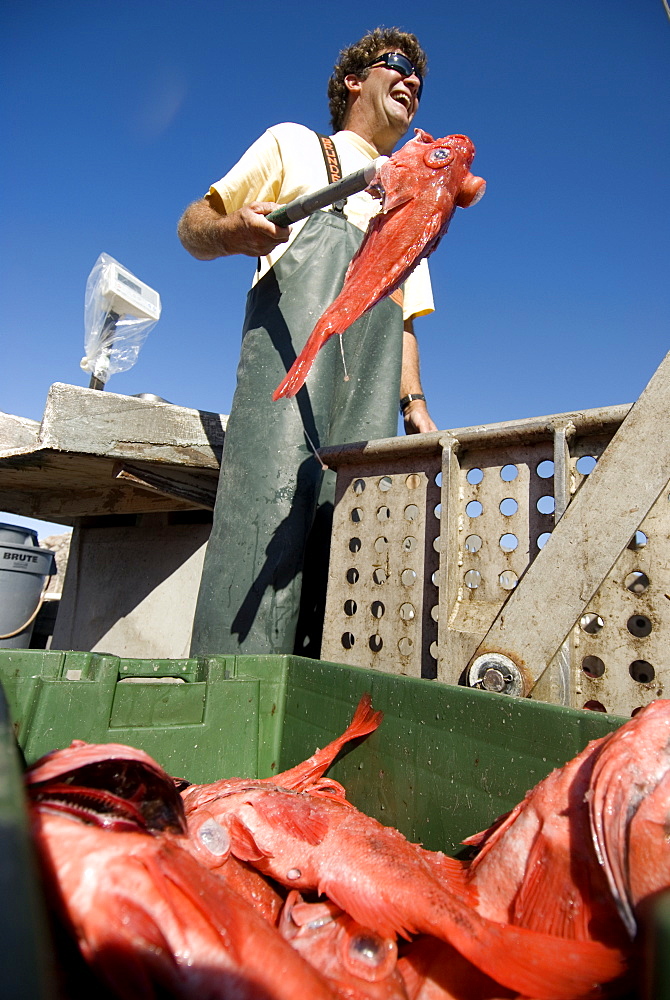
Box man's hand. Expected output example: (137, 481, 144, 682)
(177, 197, 290, 260)
(403, 398, 438, 435)
(229, 202, 292, 257)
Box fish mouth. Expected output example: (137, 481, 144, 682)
(28, 759, 187, 834)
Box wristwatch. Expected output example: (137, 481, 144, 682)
(399, 393, 426, 413)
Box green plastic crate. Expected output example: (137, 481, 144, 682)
(0, 649, 667, 997)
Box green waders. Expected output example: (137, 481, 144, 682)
(189, 207, 404, 657)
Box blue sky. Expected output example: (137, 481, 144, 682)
(2, 1, 669, 537)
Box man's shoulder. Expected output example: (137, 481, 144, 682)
(266, 122, 321, 144)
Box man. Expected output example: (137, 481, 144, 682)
(180, 28, 437, 659)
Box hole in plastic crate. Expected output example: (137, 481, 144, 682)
(406, 474, 421, 489)
(583, 700, 607, 713)
(466, 500, 483, 518)
(630, 660, 655, 683)
(431, 570, 440, 587)
(371, 601, 385, 619)
(353, 479, 366, 494)
(346, 567, 359, 584)
(369, 634, 383, 652)
(398, 636, 413, 655)
(465, 534, 482, 553)
(500, 533, 518, 552)
(431, 605, 439, 621)
(377, 506, 390, 521)
(499, 570, 518, 590)
(576, 455, 597, 475)
(399, 602, 415, 621)
(430, 641, 439, 660)
(537, 495, 555, 515)
(434, 503, 442, 519)
(501, 464, 518, 482)
(378, 476, 393, 492)
(627, 614, 652, 637)
(403, 535, 417, 552)
(582, 655, 605, 678)
(341, 632, 355, 649)
(373, 568, 388, 585)
(404, 504, 419, 521)
(537, 531, 552, 549)
(466, 468, 483, 485)
(631, 706, 646, 717)
(401, 569, 417, 586)
(625, 571, 650, 594)
(464, 569, 481, 589)
(349, 537, 361, 553)
(432, 536, 440, 552)
(500, 498, 518, 516)
(580, 612, 605, 634)
(537, 459, 554, 479)
(435, 471, 442, 487)
(351, 507, 363, 523)
(344, 599, 357, 617)
(629, 530, 648, 550)
(374, 536, 389, 553)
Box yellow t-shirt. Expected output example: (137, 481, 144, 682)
(208, 123, 434, 323)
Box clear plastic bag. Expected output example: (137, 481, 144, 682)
(81, 253, 161, 386)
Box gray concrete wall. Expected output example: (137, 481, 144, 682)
(52, 512, 211, 658)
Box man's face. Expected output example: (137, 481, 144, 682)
(356, 49, 421, 137)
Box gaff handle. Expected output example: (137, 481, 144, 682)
(266, 156, 388, 228)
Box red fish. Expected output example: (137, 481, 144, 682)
(26, 742, 339, 1000)
(460, 733, 629, 951)
(279, 890, 408, 999)
(587, 699, 670, 938)
(272, 130, 485, 400)
(397, 934, 517, 999)
(182, 692, 383, 814)
(181, 782, 625, 999)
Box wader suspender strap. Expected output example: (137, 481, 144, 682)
(317, 133, 346, 216)
(258, 132, 346, 272)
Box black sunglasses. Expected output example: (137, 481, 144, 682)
(364, 52, 424, 101)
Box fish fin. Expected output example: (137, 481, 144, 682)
(271, 693, 383, 792)
(511, 832, 592, 940)
(423, 850, 475, 902)
(250, 792, 330, 846)
(464, 800, 526, 863)
(318, 876, 419, 941)
(373, 159, 416, 213)
(445, 917, 626, 1000)
(225, 813, 273, 863)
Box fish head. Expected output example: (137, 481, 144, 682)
(417, 132, 487, 207)
(280, 891, 401, 991)
(373, 130, 486, 215)
(25, 740, 187, 835)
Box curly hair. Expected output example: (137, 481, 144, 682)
(327, 27, 428, 133)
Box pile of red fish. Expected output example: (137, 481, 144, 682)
(25, 694, 670, 999)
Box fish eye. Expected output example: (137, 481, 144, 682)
(425, 147, 454, 168)
(197, 817, 230, 856)
(343, 932, 397, 981)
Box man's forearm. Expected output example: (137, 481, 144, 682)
(400, 321, 438, 435)
(177, 198, 290, 260)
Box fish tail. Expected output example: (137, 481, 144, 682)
(270, 693, 383, 792)
(429, 905, 626, 999)
(272, 319, 338, 400)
